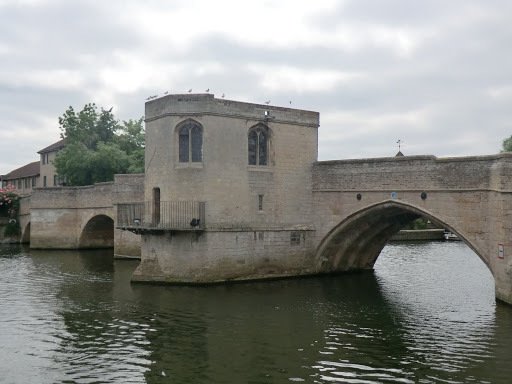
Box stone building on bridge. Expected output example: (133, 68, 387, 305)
(118, 94, 320, 284)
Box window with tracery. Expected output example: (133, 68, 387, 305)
(248, 126, 268, 166)
(178, 120, 203, 163)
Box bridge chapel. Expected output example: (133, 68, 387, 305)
(127, 94, 321, 282)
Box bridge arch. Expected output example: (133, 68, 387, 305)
(315, 199, 488, 275)
(21, 222, 30, 243)
(78, 214, 114, 249)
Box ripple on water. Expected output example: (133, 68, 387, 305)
(307, 242, 502, 384)
(1, 243, 512, 383)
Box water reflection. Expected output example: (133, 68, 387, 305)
(0, 242, 511, 383)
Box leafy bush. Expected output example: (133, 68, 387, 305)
(403, 217, 429, 230)
(0, 185, 21, 217)
(412, 218, 428, 230)
(4, 221, 20, 237)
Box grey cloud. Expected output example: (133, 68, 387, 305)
(0, 1, 144, 68)
(1, 0, 511, 174)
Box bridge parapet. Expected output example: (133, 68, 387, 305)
(313, 153, 512, 192)
(30, 182, 114, 210)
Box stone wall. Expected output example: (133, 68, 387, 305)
(390, 229, 445, 241)
(134, 229, 316, 283)
(113, 174, 144, 258)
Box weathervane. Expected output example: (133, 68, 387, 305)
(397, 139, 403, 151)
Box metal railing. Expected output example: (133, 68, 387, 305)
(117, 201, 206, 231)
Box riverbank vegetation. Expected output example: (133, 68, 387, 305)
(0, 185, 21, 218)
(403, 217, 429, 230)
(0, 185, 21, 238)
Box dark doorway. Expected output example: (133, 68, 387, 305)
(153, 187, 160, 226)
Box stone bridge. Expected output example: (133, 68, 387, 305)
(127, 153, 512, 306)
(311, 154, 512, 305)
(15, 154, 512, 305)
(19, 174, 143, 258)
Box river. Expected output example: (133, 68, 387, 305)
(0, 241, 511, 384)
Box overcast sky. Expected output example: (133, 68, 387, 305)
(1, 0, 511, 175)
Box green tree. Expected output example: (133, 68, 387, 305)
(54, 104, 144, 186)
(114, 117, 145, 174)
(501, 136, 512, 152)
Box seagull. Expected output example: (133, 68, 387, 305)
(221, 93, 225, 98)
(206, 88, 209, 92)
(188, 89, 192, 92)
(265, 100, 270, 104)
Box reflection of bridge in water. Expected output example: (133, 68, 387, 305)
(18, 154, 512, 305)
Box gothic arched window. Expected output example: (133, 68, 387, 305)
(178, 120, 203, 163)
(248, 126, 268, 166)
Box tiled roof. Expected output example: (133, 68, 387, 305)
(38, 138, 66, 154)
(2, 161, 40, 180)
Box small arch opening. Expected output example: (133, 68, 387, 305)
(79, 215, 114, 249)
(21, 222, 30, 244)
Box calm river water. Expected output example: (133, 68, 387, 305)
(1, 241, 511, 384)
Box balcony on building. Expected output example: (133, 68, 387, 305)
(117, 201, 206, 234)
